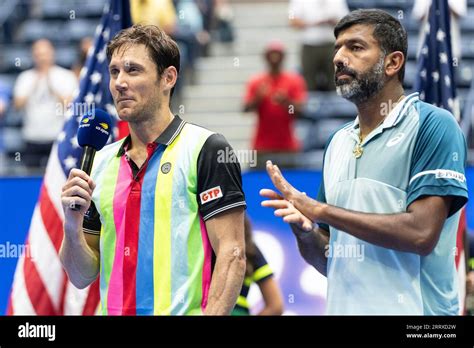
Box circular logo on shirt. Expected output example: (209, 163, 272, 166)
(386, 133, 405, 147)
(161, 162, 172, 174)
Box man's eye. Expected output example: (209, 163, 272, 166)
(352, 46, 363, 51)
(110, 69, 118, 75)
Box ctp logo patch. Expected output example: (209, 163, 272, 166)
(200, 186, 223, 204)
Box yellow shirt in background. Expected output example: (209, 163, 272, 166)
(130, 0, 177, 32)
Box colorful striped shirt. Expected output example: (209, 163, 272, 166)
(83, 116, 246, 315)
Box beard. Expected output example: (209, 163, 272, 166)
(335, 55, 385, 104)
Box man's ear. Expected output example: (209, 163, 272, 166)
(162, 66, 178, 94)
(385, 51, 405, 78)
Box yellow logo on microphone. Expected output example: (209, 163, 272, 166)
(82, 118, 90, 123)
(99, 123, 109, 130)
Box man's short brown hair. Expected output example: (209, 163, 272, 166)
(106, 24, 180, 93)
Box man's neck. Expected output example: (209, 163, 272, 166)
(269, 68, 282, 76)
(128, 108, 174, 152)
(356, 82, 405, 139)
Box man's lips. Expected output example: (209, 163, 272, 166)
(336, 72, 354, 79)
(117, 97, 134, 103)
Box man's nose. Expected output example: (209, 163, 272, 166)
(333, 47, 348, 68)
(115, 71, 128, 91)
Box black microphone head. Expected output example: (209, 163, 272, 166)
(77, 108, 112, 151)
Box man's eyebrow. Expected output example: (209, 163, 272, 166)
(108, 61, 145, 69)
(335, 37, 369, 49)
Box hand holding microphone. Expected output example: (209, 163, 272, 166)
(61, 108, 112, 218)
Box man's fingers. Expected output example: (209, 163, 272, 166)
(265, 161, 293, 197)
(259, 189, 283, 200)
(261, 199, 290, 209)
(63, 186, 92, 202)
(274, 208, 294, 217)
(63, 176, 93, 195)
(283, 214, 312, 231)
(68, 168, 88, 179)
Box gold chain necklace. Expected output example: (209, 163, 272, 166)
(352, 95, 405, 159)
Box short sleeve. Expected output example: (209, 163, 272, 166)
(407, 106, 468, 217)
(197, 134, 247, 221)
(289, 74, 307, 104)
(83, 201, 101, 235)
(244, 77, 259, 105)
(252, 246, 273, 283)
(54, 69, 78, 97)
(13, 71, 30, 99)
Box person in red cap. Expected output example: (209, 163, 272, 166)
(243, 40, 307, 169)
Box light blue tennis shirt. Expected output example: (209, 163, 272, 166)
(317, 93, 468, 315)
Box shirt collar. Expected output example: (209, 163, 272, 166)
(117, 115, 186, 157)
(349, 92, 419, 131)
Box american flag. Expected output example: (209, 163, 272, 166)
(6, 0, 131, 315)
(414, 0, 466, 314)
(414, 0, 459, 119)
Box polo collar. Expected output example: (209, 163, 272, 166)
(117, 115, 186, 157)
(348, 92, 419, 132)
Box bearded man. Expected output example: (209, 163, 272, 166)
(260, 9, 468, 315)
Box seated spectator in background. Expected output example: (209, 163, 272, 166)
(0, 81, 9, 119)
(232, 215, 284, 316)
(131, 0, 177, 35)
(195, 0, 215, 56)
(243, 40, 307, 169)
(13, 39, 78, 169)
(72, 37, 93, 79)
(0, 81, 11, 170)
(289, 0, 349, 91)
(412, 0, 466, 64)
(173, 0, 210, 84)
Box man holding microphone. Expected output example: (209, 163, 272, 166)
(60, 25, 246, 315)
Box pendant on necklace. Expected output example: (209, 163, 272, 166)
(353, 143, 363, 158)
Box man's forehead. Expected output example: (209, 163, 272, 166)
(109, 43, 151, 64)
(335, 24, 377, 44)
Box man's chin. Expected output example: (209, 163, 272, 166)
(117, 109, 133, 122)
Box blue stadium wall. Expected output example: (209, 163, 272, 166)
(1, 169, 473, 315)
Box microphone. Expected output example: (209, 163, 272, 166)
(71, 108, 112, 211)
(77, 108, 112, 174)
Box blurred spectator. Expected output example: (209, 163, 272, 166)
(289, 0, 349, 91)
(412, 0, 466, 63)
(72, 37, 93, 79)
(243, 40, 307, 169)
(232, 216, 284, 316)
(214, 0, 234, 43)
(173, 0, 209, 84)
(0, 82, 9, 118)
(0, 81, 10, 171)
(13, 39, 77, 169)
(195, 0, 215, 56)
(131, 0, 177, 35)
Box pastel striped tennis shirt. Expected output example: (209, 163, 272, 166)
(83, 116, 246, 315)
